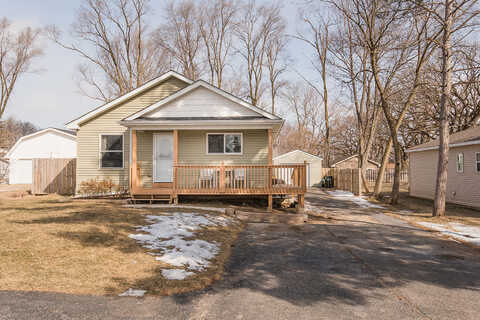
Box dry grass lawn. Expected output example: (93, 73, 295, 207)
(378, 192, 480, 227)
(0, 193, 243, 296)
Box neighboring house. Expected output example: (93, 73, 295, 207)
(407, 125, 480, 209)
(0, 158, 8, 184)
(273, 150, 322, 187)
(5, 128, 77, 184)
(331, 155, 380, 170)
(65, 71, 306, 210)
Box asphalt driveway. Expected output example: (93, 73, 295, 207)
(2, 190, 480, 319)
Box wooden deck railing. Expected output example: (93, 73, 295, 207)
(173, 164, 307, 195)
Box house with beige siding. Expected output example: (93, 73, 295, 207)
(65, 71, 307, 211)
(407, 125, 480, 209)
(331, 155, 380, 170)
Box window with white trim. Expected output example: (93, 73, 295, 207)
(476, 152, 480, 173)
(100, 134, 123, 168)
(456, 152, 464, 173)
(207, 133, 242, 154)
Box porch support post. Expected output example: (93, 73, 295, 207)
(131, 129, 138, 192)
(297, 194, 305, 214)
(267, 129, 273, 211)
(173, 129, 178, 203)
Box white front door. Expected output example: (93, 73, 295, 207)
(153, 132, 173, 182)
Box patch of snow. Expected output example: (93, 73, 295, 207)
(123, 204, 225, 213)
(327, 190, 384, 209)
(396, 210, 414, 215)
(162, 269, 195, 280)
(129, 212, 233, 279)
(119, 288, 147, 297)
(418, 222, 480, 246)
(155, 238, 219, 270)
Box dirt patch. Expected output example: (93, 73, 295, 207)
(0, 194, 243, 296)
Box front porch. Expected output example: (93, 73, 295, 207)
(128, 129, 307, 212)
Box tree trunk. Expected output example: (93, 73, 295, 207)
(374, 137, 392, 198)
(391, 135, 402, 204)
(433, 0, 453, 217)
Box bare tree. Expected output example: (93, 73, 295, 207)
(199, 0, 237, 88)
(235, 1, 286, 107)
(157, 0, 204, 81)
(331, 0, 439, 204)
(48, 0, 170, 102)
(282, 82, 324, 154)
(295, 10, 332, 166)
(329, 13, 382, 189)
(0, 18, 43, 119)
(265, 26, 288, 114)
(0, 117, 38, 149)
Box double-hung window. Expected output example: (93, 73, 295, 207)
(476, 153, 480, 173)
(456, 152, 464, 173)
(100, 134, 123, 168)
(207, 133, 242, 154)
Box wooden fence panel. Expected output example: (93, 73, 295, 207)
(32, 158, 76, 195)
(321, 167, 362, 195)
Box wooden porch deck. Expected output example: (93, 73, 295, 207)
(129, 129, 306, 212)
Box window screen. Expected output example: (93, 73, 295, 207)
(456, 153, 464, 173)
(476, 153, 480, 173)
(207, 134, 224, 153)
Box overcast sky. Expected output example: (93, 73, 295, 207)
(3, 1, 311, 129)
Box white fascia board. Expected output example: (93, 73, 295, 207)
(124, 81, 281, 121)
(406, 140, 480, 153)
(5, 128, 76, 159)
(119, 119, 284, 131)
(65, 71, 193, 129)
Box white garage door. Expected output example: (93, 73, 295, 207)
(9, 159, 32, 184)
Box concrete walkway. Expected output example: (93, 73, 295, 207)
(1, 190, 480, 319)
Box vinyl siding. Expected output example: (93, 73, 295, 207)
(145, 86, 260, 118)
(178, 130, 268, 165)
(409, 145, 480, 209)
(75, 78, 188, 192)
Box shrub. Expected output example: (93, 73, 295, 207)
(78, 177, 126, 196)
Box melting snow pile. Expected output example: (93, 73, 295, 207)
(418, 222, 480, 246)
(129, 212, 232, 280)
(327, 190, 384, 209)
(119, 288, 147, 297)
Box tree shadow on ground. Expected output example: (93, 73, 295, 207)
(165, 220, 480, 308)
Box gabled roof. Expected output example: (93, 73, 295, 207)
(407, 125, 480, 153)
(123, 80, 281, 121)
(273, 149, 323, 161)
(65, 71, 193, 130)
(5, 128, 77, 159)
(331, 155, 380, 168)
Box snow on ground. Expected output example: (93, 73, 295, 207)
(162, 269, 194, 280)
(129, 212, 233, 280)
(327, 190, 384, 209)
(418, 222, 480, 246)
(119, 288, 147, 297)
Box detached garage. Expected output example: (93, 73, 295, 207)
(5, 128, 77, 184)
(274, 150, 323, 187)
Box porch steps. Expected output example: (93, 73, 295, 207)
(129, 194, 172, 204)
